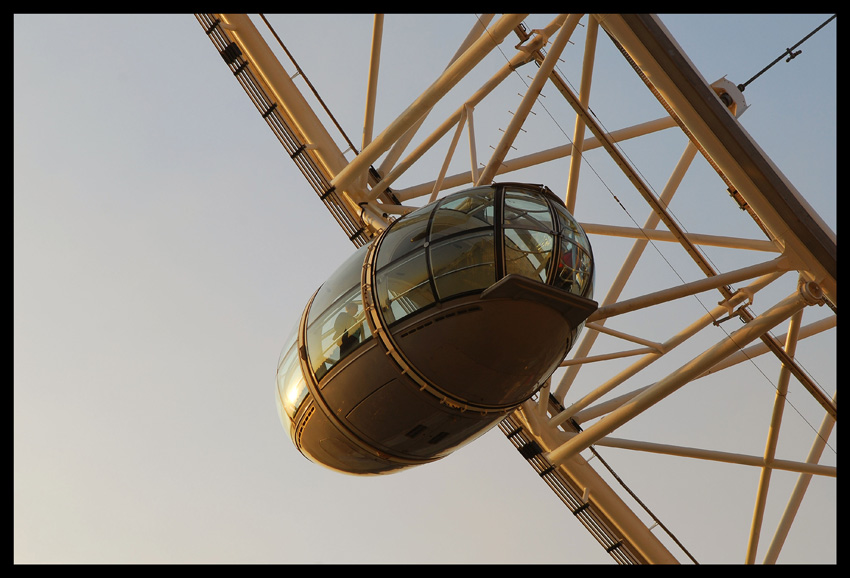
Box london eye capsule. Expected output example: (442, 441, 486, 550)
(275, 182, 597, 475)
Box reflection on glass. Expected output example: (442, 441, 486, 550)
(376, 249, 435, 325)
(504, 228, 553, 283)
(277, 341, 309, 421)
(553, 237, 578, 294)
(430, 187, 495, 242)
(375, 208, 430, 270)
(430, 231, 496, 300)
(307, 288, 372, 381)
(578, 249, 594, 299)
(370, 183, 592, 324)
(504, 189, 553, 231)
(552, 202, 591, 253)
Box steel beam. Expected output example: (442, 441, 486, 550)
(596, 14, 836, 307)
(546, 282, 822, 467)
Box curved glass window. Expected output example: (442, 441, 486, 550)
(376, 249, 434, 325)
(577, 248, 594, 299)
(429, 187, 495, 242)
(553, 237, 578, 293)
(551, 202, 591, 253)
(430, 230, 495, 300)
(374, 207, 430, 270)
(305, 244, 373, 382)
(504, 188, 553, 231)
(372, 183, 594, 325)
(276, 332, 309, 426)
(375, 186, 496, 325)
(307, 286, 372, 381)
(504, 228, 554, 283)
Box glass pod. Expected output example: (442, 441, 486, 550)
(276, 183, 597, 475)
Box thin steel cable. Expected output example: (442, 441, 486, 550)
(737, 14, 836, 92)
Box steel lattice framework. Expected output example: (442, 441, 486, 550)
(196, 14, 836, 564)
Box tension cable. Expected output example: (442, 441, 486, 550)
(736, 14, 836, 92)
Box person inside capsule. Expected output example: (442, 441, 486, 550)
(309, 285, 372, 382)
(335, 301, 363, 359)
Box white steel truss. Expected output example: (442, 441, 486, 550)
(196, 14, 836, 564)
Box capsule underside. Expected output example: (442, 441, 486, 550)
(277, 183, 597, 475)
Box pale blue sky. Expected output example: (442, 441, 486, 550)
(15, 14, 835, 564)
